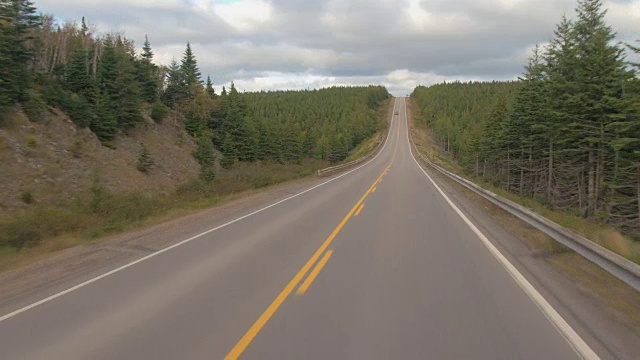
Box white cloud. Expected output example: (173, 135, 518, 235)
(37, 0, 640, 96)
(214, 0, 273, 32)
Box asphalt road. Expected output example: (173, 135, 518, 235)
(0, 98, 593, 359)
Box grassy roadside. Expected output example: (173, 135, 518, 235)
(0, 159, 326, 272)
(0, 100, 394, 273)
(408, 102, 640, 266)
(407, 100, 640, 325)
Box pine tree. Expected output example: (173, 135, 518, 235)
(569, 0, 630, 216)
(91, 90, 118, 144)
(0, 0, 40, 103)
(137, 35, 158, 102)
(181, 42, 202, 88)
(206, 76, 216, 98)
(193, 132, 216, 182)
(80, 16, 88, 37)
(98, 37, 142, 130)
(220, 133, 236, 169)
(141, 35, 153, 62)
(161, 58, 185, 107)
(0, 1, 13, 110)
(66, 47, 93, 97)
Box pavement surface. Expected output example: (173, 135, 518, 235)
(0, 98, 636, 359)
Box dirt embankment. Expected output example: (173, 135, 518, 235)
(0, 108, 199, 213)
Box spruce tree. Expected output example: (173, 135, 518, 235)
(91, 90, 118, 144)
(98, 37, 142, 130)
(220, 133, 237, 169)
(1, 0, 40, 103)
(0, 1, 13, 110)
(137, 35, 158, 103)
(161, 58, 185, 107)
(181, 42, 202, 88)
(571, 0, 630, 216)
(66, 47, 93, 97)
(206, 76, 216, 98)
(141, 35, 153, 61)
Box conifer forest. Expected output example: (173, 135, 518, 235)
(0, 0, 390, 183)
(411, 0, 640, 237)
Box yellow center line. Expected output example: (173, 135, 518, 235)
(224, 166, 388, 360)
(296, 250, 334, 295)
(371, 187, 377, 193)
(354, 203, 365, 216)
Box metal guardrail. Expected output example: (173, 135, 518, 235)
(410, 132, 640, 293)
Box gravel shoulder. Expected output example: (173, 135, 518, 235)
(0, 174, 327, 316)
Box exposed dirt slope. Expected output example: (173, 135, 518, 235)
(0, 108, 198, 212)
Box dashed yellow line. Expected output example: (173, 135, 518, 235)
(354, 203, 365, 216)
(296, 250, 334, 295)
(224, 166, 388, 360)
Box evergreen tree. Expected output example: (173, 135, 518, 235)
(66, 47, 93, 97)
(220, 133, 236, 169)
(193, 132, 216, 182)
(137, 35, 158, 103)
(91, 90, 118, 144)
(181, 42, 202, 88)
(141, 35, 153, 61)
(161, 58, 185, 107)
(570, 0, 631, 216)
(206, 76, 216, 98)
(0, 0, 40, 103)
(98, 37, 142, 129)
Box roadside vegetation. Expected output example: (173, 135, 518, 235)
(410, 0, 640, 260)
(0, 0, 391, 269)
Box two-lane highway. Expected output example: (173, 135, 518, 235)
(0, 98, 593, 359)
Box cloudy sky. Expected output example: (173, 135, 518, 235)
(39, 0, 639, 95)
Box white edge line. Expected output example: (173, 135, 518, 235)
(403, 99, 599, 360)
(0, 100, 399, 323)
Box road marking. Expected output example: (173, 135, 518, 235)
(225, 167, 388, 359)
(296, 250, 334, 295)
(371, 187, 377, 193)
(403, 99, 600, 360)
(354, 204, 365, 216)
(0, 102, 400, 324)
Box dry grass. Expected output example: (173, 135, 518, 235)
(0, 158, 328, 271)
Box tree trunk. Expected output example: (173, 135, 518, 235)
(475, 154, 479, 177)
(519, 148, 524, 195)
(507, 147, 511, 191)
(578, 171, 584, 217)
(637, 163, 640, 228)
(547, 141, 553, 200)
(588, 151, 596, 217)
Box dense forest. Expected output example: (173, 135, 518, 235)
(0, 0, 389, 182)
(412, 0, 640, 237)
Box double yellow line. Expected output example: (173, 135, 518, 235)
(225, 102, 402, 359)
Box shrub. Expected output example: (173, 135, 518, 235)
(20, 190, 34, 204)
(193, 133, 216, 182)
(25, 136, 37, 148)
(23, 89, 48, 122)
(150, 101, 169, 123)
(136, 144, 154, 173)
